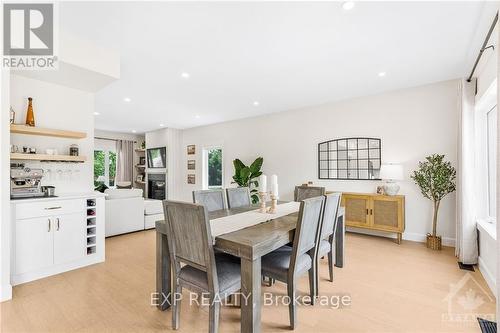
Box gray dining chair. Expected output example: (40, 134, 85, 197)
(260, 196, 325, 329)
(316, 193, 341, 294)
(193, 189, 226, 212)
(294, 185, 326, 202)
(162, 200, 241, 333)
(226, 187, 251, 209)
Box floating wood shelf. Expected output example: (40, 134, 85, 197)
(135, 149, 145, 153)
(10, 153, 87, 162)
(135, 180, 146, 185)
(10, 124, 87, 139)
(135, 165, 146, 168)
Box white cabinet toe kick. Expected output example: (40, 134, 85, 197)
(10, 194, 105, 286)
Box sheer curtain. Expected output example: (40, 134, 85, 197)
(455, 79, 478, 264)
(116, 140, 134, 184)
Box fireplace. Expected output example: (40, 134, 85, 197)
(148, 173, 166, 200)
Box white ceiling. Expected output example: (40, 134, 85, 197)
(59, 1, 498, 133)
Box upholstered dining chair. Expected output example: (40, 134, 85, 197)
(316, 193, 341, 294)
(162, 200, 241, 333)
(193, 189, 226, 212)
(226, 187, 251, 209)
(294, 185, 326, 202)
(260, 196, 325, 329)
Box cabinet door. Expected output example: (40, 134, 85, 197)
(54, 212, 85, 265)
(342, 194, 371, 227)
(371, 196, 404, 232)
(15, 217, 54, 275)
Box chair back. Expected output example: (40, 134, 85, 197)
(294, 186, 325, 202)
(319, 193, 341, 240)
(291, 196, 325, 262)
(193, 189, 226, 212)
(162, 200, 216, 273)
(226, 187, 251, 209)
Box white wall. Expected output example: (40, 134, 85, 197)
(1, 69, 12, 301)
(9, 75, 94, 194)
(180, 79, 459, 244)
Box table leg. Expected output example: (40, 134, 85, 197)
(241, 257, 261, 333)
(156, 231, 171, 310)
(335, 214, 345, 268)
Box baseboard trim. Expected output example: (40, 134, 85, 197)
(478, 256, 496, 296)
(1, 283, 12, 302)
(346, 228, 456, 247)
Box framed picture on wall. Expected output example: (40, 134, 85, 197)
(187, 174, 195, 184)
(187, 145, 196, 155)
(187, 160, 195, 170)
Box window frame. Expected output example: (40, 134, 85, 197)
(94, 139, 117, 188)
(202, 145, 224, 190)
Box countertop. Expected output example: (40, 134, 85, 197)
(10, 192, 106, 204)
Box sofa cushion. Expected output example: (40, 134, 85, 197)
(144, 199, 164, 215)
(105, 188, 143, 200)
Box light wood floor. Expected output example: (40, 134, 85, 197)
(1, 230, 495, 333)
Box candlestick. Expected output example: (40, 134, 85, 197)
(258, 192, 267, 213)
(268, 194, 278, 214)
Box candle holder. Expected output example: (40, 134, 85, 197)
(258, 192, 267, 213)
(268, 194, 278, 214)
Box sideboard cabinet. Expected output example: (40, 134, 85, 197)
(341, 192, 405, 243)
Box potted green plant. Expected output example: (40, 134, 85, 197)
(232, 157, 263, 204)
(411, 154, 456, 250)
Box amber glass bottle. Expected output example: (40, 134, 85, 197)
(25, 97, 35, 127)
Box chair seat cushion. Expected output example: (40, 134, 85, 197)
(179, 253, 240, 292)
(318, 239, 331, 257)
(261, 246, 311, 281)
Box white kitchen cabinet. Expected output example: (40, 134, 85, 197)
(11, 195, 105, 286)
(15, 216, 54, 275)
(54, 212, 86, 265)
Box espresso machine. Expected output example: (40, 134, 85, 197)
(10, 163, 46, 199)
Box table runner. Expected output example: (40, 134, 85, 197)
(210, 201, 300, 239)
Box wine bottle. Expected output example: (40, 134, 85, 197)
(25, 97, 35, 127)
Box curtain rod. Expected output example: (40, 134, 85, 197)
(467, 11, 498, 82)
(95, 136, 137, 143)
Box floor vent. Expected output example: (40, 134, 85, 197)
(478, 318, 496, 333)
(458, 262, 475, 271)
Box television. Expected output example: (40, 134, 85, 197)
(147, 147, 166, 168)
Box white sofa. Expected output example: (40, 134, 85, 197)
(104, 188, 144, 237)
(144, 199, 164, 229)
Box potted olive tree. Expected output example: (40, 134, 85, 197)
(411, 154, 456, 250)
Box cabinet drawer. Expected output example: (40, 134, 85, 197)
(15, 199, 85, 220)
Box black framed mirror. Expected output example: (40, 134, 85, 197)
(318, 138, 381, 180)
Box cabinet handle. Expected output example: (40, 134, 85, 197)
(56, 218, 60, 231)
(370, 209, 373, 215)
(48, 219, 51, 232)
(366, 208, 369, 215)
(44, 206, 62, 210)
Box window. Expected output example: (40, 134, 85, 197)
(486, 107, 497, 218)
(94, 139, 117, 187)
(203, 147, 223, 189)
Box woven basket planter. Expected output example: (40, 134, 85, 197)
(426, 234, 442, 250)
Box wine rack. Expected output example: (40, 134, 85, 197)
(86, 199, 97, 255)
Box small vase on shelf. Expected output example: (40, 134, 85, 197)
(25, 97, 35, 127)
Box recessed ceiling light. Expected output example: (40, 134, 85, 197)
(342, 1, 355, 10)
(253, 101, 260, 106)
(93, 112, 100, 116)
(378, 72, 386, 77)
(124, 97, 131, 102)
(195, 115, 201, 119)
(181, 72, 190, 79)
(132, 130, 137, 133)
(159, 124, 164, 127)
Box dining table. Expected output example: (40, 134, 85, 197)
(155, 202, 345, 333)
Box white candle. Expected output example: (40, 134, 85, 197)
(270, 174, 278, 197)
(258, 174, 267, 193)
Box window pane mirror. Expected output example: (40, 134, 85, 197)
(318, 137, 382, 180)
